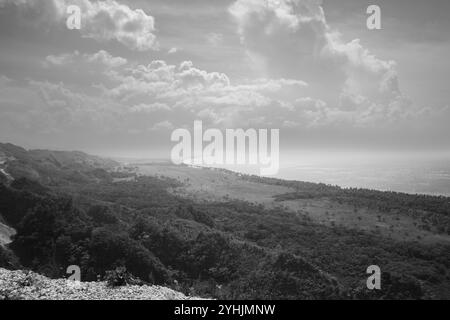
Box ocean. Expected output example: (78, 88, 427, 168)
(276, 152, 450, 196)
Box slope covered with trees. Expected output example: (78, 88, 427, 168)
(0, 143, 449, 299)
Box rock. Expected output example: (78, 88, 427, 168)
(0, 268, 205, 300)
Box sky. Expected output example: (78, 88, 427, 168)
(0, 0, 449, 158)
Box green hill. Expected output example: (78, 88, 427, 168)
(0, 142, 449, 300)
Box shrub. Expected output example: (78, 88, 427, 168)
(104, 267, 141, 287)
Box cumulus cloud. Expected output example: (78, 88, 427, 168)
(0, 0, 158, 51)
(228, 0, 417, 125)
(0, 48, 447, 150)
(3, 45, 427, 141)
(99, 58, 313, 128)
(0, 47, 317, 140)
(85, 50, 128, 67)
(70, 0, 157, 51)
(1, 0, 448, 152)
(0, 0, 420, 131)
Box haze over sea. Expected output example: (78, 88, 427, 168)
(277, 151, 450, 197)
(186, 151, 450, 197)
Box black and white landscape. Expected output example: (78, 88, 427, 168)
(0, 0, 449, 300)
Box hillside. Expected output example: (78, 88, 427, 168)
(0, 143, 119, 186)
(0, 268, 200, 300)
(0, 142, 449, 299)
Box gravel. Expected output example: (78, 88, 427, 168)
(0, 268, 203, 300)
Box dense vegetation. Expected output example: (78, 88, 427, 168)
(246, 175, 450, 235)
(0, 178, 344, 299)
(0, 143, 449, 299)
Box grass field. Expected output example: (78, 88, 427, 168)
(137, 163, 450, 244)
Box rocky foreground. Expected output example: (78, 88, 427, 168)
(0, 268, 201, 300)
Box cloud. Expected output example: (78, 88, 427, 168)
(45, 50, 128, 71)
(206, 32, 224, 47)
(84, 50, 128, 67)
(0, 45, 448, 151)
(72, 0, 158, 51)
(149, 120, 174, 131)
(45, 52, 78, 66)
(16, 47, 428, 138)
(0, 0, 158, 51)
(0, 47, 316, 141)
(100, 57, 312, 127)
(228, 0, 416, 124)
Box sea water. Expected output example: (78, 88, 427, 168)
(276, 151, 450, 197)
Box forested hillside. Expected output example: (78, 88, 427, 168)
(0, 143, 449, 299)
